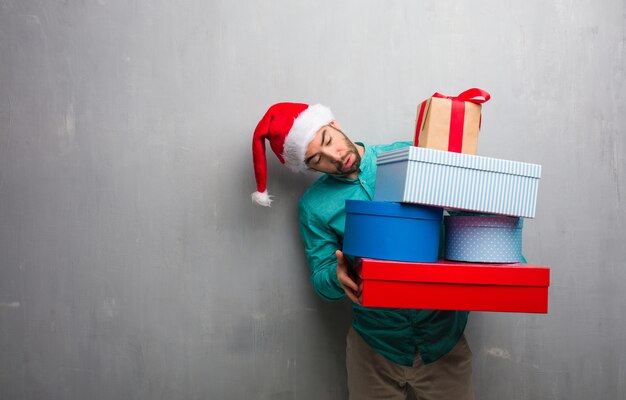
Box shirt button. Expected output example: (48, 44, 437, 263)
(361, 180, 366, 184)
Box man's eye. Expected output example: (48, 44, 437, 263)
(326, 137, 332, 146)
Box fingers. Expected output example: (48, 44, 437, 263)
(339, 276, 360, 304)
(338, 270, 358, 292)
(336, 250, 361, 305)
(336, 251, 358, 292)
(343, 287, 360, 305)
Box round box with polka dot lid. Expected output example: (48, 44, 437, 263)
(444, 215, 523, 263)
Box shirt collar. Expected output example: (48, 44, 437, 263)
(357, 142, 373, 178)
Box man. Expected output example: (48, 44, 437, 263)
(251, 102, 473, 400)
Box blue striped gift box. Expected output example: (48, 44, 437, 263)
(374, 147, 542, 218)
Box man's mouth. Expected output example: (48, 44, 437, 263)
(342, 154, 354, 171)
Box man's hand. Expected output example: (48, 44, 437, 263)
(336, 250, 362, 305)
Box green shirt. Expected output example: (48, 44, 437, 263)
(298, 142, 469, 366)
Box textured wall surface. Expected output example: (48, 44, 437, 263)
(1, 1, 625, 399)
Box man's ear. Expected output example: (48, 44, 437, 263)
(329, 120, 342, 131)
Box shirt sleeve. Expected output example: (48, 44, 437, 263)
(298, 200, 345, 301)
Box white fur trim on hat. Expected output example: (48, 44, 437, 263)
(282, 104, 334, 172)
(251, 190, 273, 207)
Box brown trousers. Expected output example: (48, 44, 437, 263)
(346, 328, 474, 400)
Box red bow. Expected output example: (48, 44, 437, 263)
(432, 88, 491, 104)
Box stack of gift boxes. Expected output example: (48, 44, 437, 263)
(342, 89, 550, 314)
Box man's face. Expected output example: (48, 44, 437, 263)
(304, 121, 362, 177)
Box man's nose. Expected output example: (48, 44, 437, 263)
(321, 148, 342, 163)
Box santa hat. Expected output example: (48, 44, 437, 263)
(251, 102, 334, 207)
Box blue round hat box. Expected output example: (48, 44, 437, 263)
(343, 200, 443, 262)
(444, 215, 523, 263)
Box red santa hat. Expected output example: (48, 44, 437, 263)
(251, 102, 334, 206)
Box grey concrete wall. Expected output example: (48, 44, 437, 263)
(1, 0, 624, 399)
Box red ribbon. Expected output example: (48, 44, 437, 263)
(432, 88, 491, 104)
(415, 88, 490, 153)
(415, 100, 428, 146)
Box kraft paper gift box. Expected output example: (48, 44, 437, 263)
(414, 88, 490, 155)
(342, 200, 443, 263)
(357, 258, 550, 313)
(374, 146, 542, 218)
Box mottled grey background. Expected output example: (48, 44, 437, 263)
(1, 0, 625, 399)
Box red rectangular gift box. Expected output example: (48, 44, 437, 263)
(357, 258, 550, 313)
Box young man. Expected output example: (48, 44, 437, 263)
(251, 102, 473, 400)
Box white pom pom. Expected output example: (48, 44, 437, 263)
(251, 190, 273, 207)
